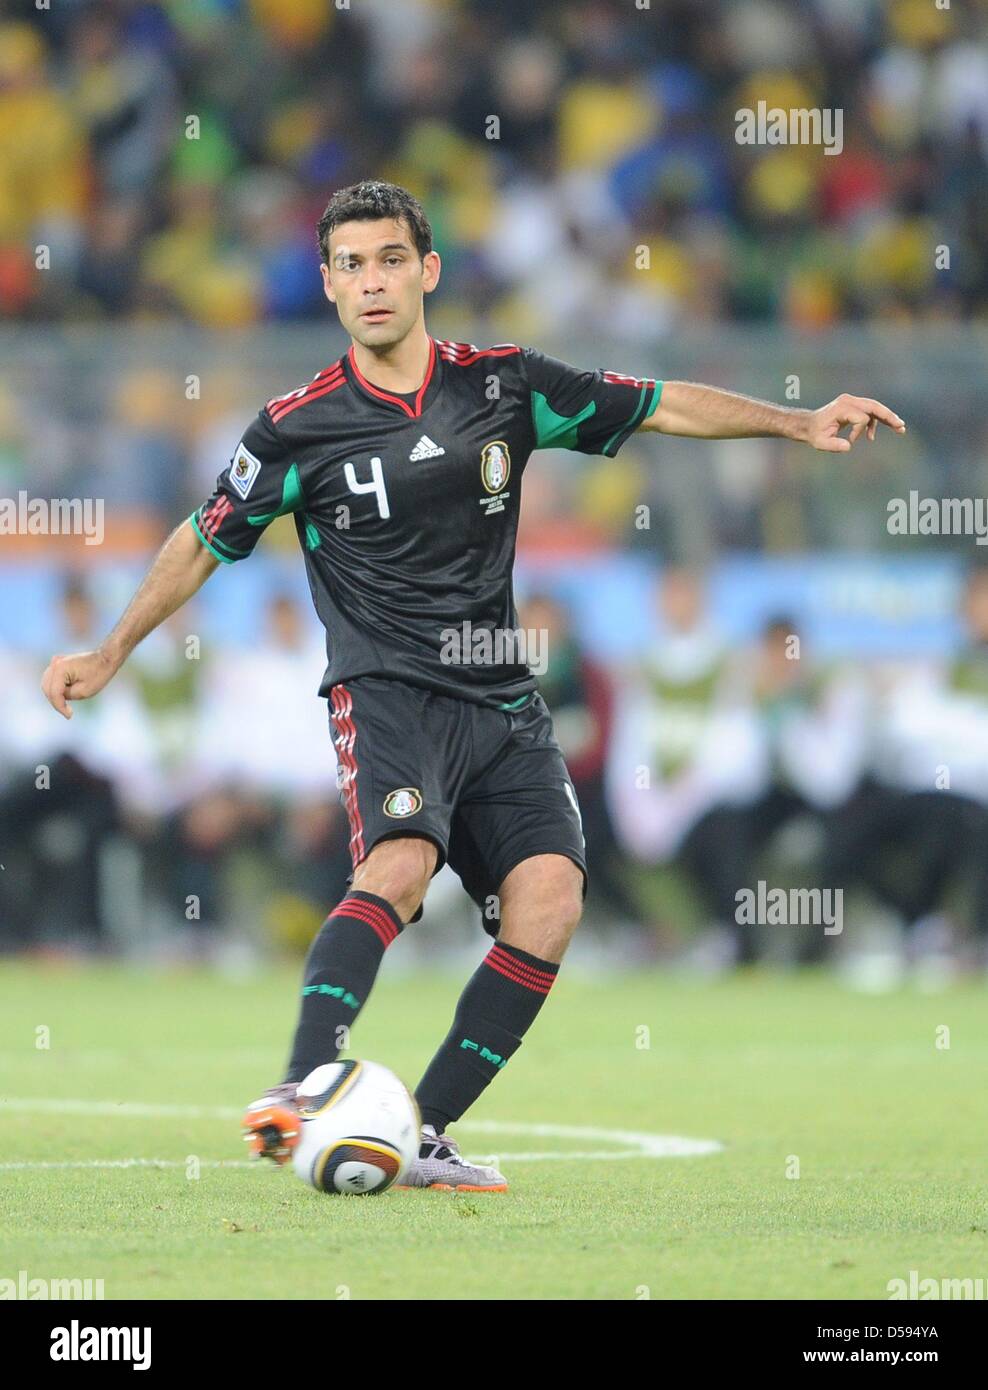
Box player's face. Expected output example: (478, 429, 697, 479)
(321, 218, 440, 350)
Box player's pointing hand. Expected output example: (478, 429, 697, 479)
(808, 393, 906, 453)
(41, 649, 118, 720)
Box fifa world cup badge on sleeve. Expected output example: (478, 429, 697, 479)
(229, 442, 262, 500)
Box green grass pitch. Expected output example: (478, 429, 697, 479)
(1, 957, 985, 1300)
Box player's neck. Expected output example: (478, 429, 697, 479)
(349, 326, 432, 394)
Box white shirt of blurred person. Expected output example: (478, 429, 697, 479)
(196, 594, 339, 799)
(607, 569, 762, 861)
(3, 580, 158, 807)
(870, 568, 988, 802)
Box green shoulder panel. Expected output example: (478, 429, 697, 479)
(530, 391, 597, 450)
(246, 462, 304, 527)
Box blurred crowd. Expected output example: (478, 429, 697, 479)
(5, 566, 988, 982)
(3, 0, 988, 979)
(1, 0, 986, 332)
(599, 566, 988, 979)
(0, 579, 353, 959)
(538, 564, 988, 980)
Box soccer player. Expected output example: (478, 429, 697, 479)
(41, 181, 906, 1192)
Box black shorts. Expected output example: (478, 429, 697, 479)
(327, 676, 588, 935)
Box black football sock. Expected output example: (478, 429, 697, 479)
(415, 941, 560, 1132)
(283, 890, 403, 1084)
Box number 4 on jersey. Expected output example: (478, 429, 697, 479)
(344, 457, 390, 520)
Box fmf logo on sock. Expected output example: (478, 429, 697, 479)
(459, 1038, 507, 1069)
(301, 984, 360, 1009)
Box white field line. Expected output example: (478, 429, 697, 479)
(0, 1097, 724, 1163)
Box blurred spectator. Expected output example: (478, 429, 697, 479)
(607, 568, 743, 859)
(69, 5, 177, 313)
(158, 591, 351, 941)
(727, 615, 868, 964)
(828, 567, 988, 969)
(197, 591, 337, 801)
(0, 576, 124, 950)
(607, 569, 761, 958)
(0, 21, 87, 314)
(521, 591, 639, 924)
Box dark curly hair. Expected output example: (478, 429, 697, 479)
(316, 180, 433, 264)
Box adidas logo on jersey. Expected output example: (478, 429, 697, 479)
(409, 435, 445, 460)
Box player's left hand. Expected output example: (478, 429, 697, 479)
(808, 394, 906, 452)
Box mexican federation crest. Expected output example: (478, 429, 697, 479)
(383, 787, 423, 818)
(479, 440, 511, 515)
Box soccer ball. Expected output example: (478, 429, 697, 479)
(292, 1059, 420, 1195)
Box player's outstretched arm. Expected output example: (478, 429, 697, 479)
(640, 382, 906, 452)
(41, 519, 220, 720)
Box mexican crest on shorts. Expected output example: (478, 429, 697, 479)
(383, 787, 423, 818)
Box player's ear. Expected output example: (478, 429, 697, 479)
(422, 250, 441, 295)
(320, 261, 336, 304)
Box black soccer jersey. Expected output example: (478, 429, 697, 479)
(190, 338, 661, 708)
